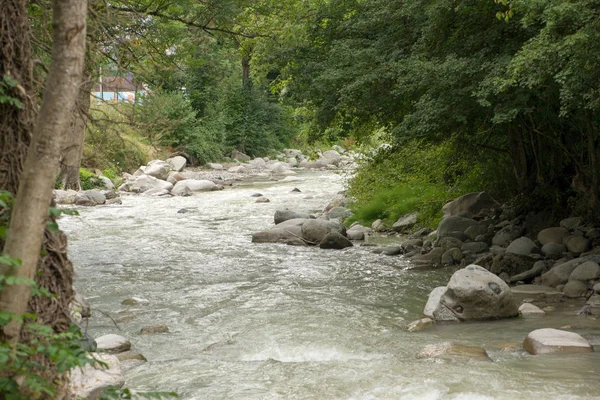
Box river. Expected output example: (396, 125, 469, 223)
(60, 171, 600, 399)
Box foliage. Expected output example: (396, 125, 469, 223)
(0, 74, 23, 109)
(79, 168, 102, 190)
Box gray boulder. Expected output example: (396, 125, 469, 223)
(563, 280, 588, 298)
(427, 265, 518, 322)
(325, 206, 353, 221)
(274, 210, 313, 225)
(442, 191, 500, 218)
(371, 219, 385, 232)
(99, 176, 114, 190)
(69, 353, 125, 399)
(301, 219, 345, 244)
(510, 260, 547, 283)
(411, 247, 446, 267)
(541, 256, 600, 287)
(54, 189, 79, 205)
(538, 227, 569, 246)
(319, 232, 353, 249)
(560, 217, 582, 231)
(172, 179, 218, 195)
(569, 261, 600, 282)
(492, 224, 524, 247)
(127, 175, 173, 194)
(167, 156, 187, 172)
(424, 287, 447, 318)
(523, 328, 592, 355)
(144, 160, 171, 180)
(518, 303, 545, 317)
(392, 212, 419, 232)
(487, 252, 535, 277)
(441, 248, 463, 265)
(437, 216, 479, 237)
(464, 224, 489, 241)
(505, 236, 539, 256)
(232, 150, 251, 162)
(207, 163, 223, 170)
(541, 242, 566, 259)
(346, 224, 371, 240)
(95, 334, 131, 354)
(565, 236, 591, 254)
(461, 242, 489, 254)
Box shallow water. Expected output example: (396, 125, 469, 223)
(60, 171, 600, 400)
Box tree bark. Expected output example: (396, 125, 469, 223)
(59, 72, 93, 191)
(0, 0, 87, 341)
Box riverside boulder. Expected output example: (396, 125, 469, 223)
(441, 191, 499, 218)
(274, 209, 313, 224)
(523, 329, 593, 355)
(301, 219, 345, 244)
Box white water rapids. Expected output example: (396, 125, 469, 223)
(60, 171, 600, 399)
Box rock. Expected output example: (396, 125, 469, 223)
(593, 282, 600, 293)
(207, 163, 223, 170)
(255, 197, 270, 203)
(569, 261, 600, 281)
(172, 179, 218, 195)
(98, 176, 114, 190)
(116, 351, 147, 362)
(442, 192, 500, 218)
(541, 242, 566, 259)
(505, 236, 539, 256)
(437, 237, 464, 251)
(538, 227, 569, 246)
(140, 324, 169, 334)
(410, 247, 446, 267)
(560, 217, 582, 231)
(565, 236, 591, 254)
(392, 212, 419, 232)
(228, 165, 248, 173)
(510, 261, 547, 283)
(437, 216, 479, 237)
(95, 334, 131, 354)
(133, 166, 145, 177)
(441, 248, 463, 265)
(424, 287, 446, 318)
(488, 252, 535, 277)
(586, 228, 600, 239)
(410, 227, 432, 238)
(519, 303, 545, 317)
(231, 150, 251, 162)
(407, 318, 434, 332)
(322, 150, 341, 162)
(417, 343, 491, 361)
(563, 280, 588, 298)
(267, 161, 292, 174)
(428, 265, 518, 322)
(511, 285, 560, 295)
(144, 160, 171, 180)
(541, 256, 600, 287)
(523, 328, 593, 355)
(54, 189, 79, 205)
(371, 219, 385, 232)
(274, 210, 313, 225)
(382, 246, 403, 256)
(464, 224, 489, 241)
(346, 224, 371, 240)
(166, 171, 186, 185)
(301, 219, 345, 244)
(291, 188, 301, 193)
(106, 198, 122, 205)
(325, 206, 353, 221)
(70, 353, 125, 400)
(167, 156, 187, 172)
(85, 190, 107, 205)
(251, 193, 263, 197)
(461, 242, 489, 254)
(319, 232, 353, 249)
(127, 175, 173, 194)
(492, 224, 524, 247)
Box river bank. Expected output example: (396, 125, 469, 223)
(60, 169, 600, 399)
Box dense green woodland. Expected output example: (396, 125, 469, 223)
(73, 0, 600, 225)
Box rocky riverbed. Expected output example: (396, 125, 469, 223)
(59, 155, 600, 399)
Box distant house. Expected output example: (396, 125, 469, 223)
(92, 75, 145, 102)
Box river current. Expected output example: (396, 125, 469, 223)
(60, 171, 600, 400)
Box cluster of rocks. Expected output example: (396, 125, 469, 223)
(54, 185, 121, 207)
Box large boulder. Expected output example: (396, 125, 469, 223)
(252, 218, 309, 244)
(488, 252, 535, 277)
(437, 216, 479, 238)
(492, 224, 524, 247)
(346, 224, 371, 240)
(537, 227, 569, 246)
(267, 162, 292, 174)
(95, 334, 131, 354)
(172, 179, 218, 196)
(510, 260, 548, 283)
(410, 247, 446, 267)
(523, 328, 593, 355)
(231, 150, 251, 162)
(144, 160, 171, 180)
(569, 261, 600, 282)
(301, 219, 345, 244)
(565, 236, 591, 254)
(541, 242, 566, 259)
(505, 236, 540, 256)
(274, 210, 313, 225)
(167, 155, 187, 172)
(54, 189, 79, 205)
(319, 232, 353, 249)
(322, 150, 341, 162)
(541, 256, 600, 287)
(127, 175, 173, 194)
(441, 191, 500, 218)
(563, 280, 588, 298)
(392, 212, 419, 232)
(83, 190, 107, 205)
(426, 265, 518, 322)
(70, 353, 125, 400)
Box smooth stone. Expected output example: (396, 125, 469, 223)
(166, 156, 187, 172)
(594, 283, 600, 294)
(461, 241, 489, 254)
(116, 351, 147, 362)
(523, 328, 593, 355)
(566, 236, 591, 254)
(255, 197, 270, 203)
(542, 256, 600, 287)
(441, 191, 499, 218)
(492, 224, 524, 247)
(140, 324, 169, 334)
(519, 303, 546, 317)
(437, 216, 479, 237)
(538, 227, 569, 246)
(510, 285, 560, 295)
(207, 163, 223, 170)
(302, 219, 345, 244)
(569, 261, 600, 282)
(505, 236, 540, 256)
(424, 287, 446, 319)
(69, 353, 124, 399)
(95, 334, 131, 354)
(392, 212, 419, 232)
(319, 232, 353, 250)
(510, 261, 547, 284)
(371, 219, 386, 232)
(563, 280, 588, 298)
(274, 209, 312, 225)
(172, 179, 218, 195)
(542, 242, 567, 259)
(407, 318, 434, 332)
(560, 217, 582, 230)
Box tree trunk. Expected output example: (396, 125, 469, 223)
(0, 0, 87, 341)
(59, 72, 93, 191)
(242, 54, 251, 87)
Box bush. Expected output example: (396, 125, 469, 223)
(79, 168, 102, 190)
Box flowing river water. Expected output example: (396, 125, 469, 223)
(60, 171, 600, 400)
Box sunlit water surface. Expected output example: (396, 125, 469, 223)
(60, 171, 600, 400)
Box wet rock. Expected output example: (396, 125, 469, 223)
(461, 242, 489, 254)
(488, 253, 535, 277)
(121, 297, 148, 306)
(541, 256, 600, 287)
(207, 163, 223, 170)
(569, 261, 600, 282)
(302, 219, 345, 244)
(510, 261, 547, 283)
(96, 334, 131, 354)
(511, 285, 560, 296)
(417, 343, 491, 361)
(441, 248, 463, 265)
(291, 187, 301, 193)
(410, 227, 432, 238)
(172, 179, 218, 195)
(140, 324, 169, 334)
(127, 175, 173, 194)
(274, 209, 313, 225)
(411, 247, 446, 267)
(560, 217, 582, 231)
(505, 236, 539, 256)
(371, 219, 386, 232)
(523, 328, 592, 355)
(437, 216, 479, 237)
(538, 227, 569, 246)
(116, 351, 147, 362)
(407, 318, 434, 332)
(252, 219, 307, 244)
(565, 236, 591, 254)
(250, 193, 263, 197)
(424, 287, 447, 318)
(563, 280, 588, 298)
(402, 239, 424, 253)
(382, 246, 403, 256)
(325, 206, 353, 221)
(167, 156, 187, 172)
(442, 191, 500, 219)
(319, 232, 353, 250)
(392, 212, 419, 232)
(346, 224, 371, 240)
(541, 242, 566, 259)
(437, 237, 464, 251)
(54, 189, 79, 205)
(255, 197, 270, 203)
(427, 265, 518, 322)
(70, 353, 125, 399)
(144, 160, 171, 180)
(492, 224, 524, 247)
(464, 224, 489, 241)
(519, 303, 545, 317)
